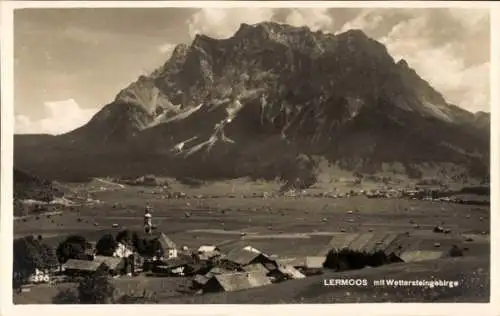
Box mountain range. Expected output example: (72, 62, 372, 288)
(15, 22, 490, 185)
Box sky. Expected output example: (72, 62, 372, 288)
(13, 6, 490, 135)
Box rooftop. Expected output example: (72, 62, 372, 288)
(158, 232, 177, 250)
(224, 248, 268, 266)
(212, 272, 272, 292)
(64, 259, 103, 272)
(93, 256, 124, 270)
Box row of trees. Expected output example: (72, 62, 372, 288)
(96, 229, 167, 258)
(55, 229, 162, 268)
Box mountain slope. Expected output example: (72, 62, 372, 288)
(13, 168, 58, 202)
(14, 22, 490, 183)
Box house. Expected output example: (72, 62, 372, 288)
(286, 256, 325, 275)
(196, 252, 220, 261)
(304, 256, 326, 268)
(158, 233, 178, 259)
(202, 272, 272, 293)
(93, 256, 126, 276)
(196, 245, 221, 261)
(192, 274, 211, 290)
(221, 248, 276, 270)
(198, 245, 219, 253)
(242, 245, 266, 254)
(151, 257, 190, 276)
(241, 263, 270, 275)
(191, 266, 234, 288)
(63, 259, 104, 276)
(113, 242, 134, 258)
(82, 246, 97, 260)
(206, 266, 234, 277)
(275, 257, 299, 266)
(269, 264, 306, 282)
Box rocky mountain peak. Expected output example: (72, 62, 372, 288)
(27, 21, 488, 182)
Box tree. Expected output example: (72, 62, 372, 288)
(77, 265, 115, 304)
(13, 236, 57, 289)
(13, 237, 39, 290)
(40, 242, 59, 271)
(116, 229, 139, 247)
(56, 235, 89, 265)
(96, 234, 118, 256)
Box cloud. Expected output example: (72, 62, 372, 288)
(158, 42, 176, 54)
(447, 8, 489, 31)
(377, 11, 490, 112)
(284, 8, 334, 32)
(186, 8, 336, 39)
(338, 9, 384, 34)
(187, 8, 275, 39)
(15, 99, 99, 135)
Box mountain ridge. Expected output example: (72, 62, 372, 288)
(14, 22, 490, 184)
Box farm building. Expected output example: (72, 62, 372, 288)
(221, 247, 277, 270)
(317, 232, 420, 258)
(151, 257, 193, 276)
(158, 233, 178, 259)
(242, 245, 265, 254)
(63, 259, 104, 276)
(202, 272, 272, 293)
(198, 245, 219, 253)
(191, 266, 237, 290)
(206, 266, 234, 277)
(241, 263, 270, 275)
(93, 256, 126, 275)
(276, 256, 325, 275)
(192, 274, 211, 290)
(269, 264, 306, 282)
(299, 256, 326, 275)
(196, 245, 221, 261)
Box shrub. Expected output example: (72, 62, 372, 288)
(56, 235, 89, 264)
(77, 266, 115, 304)
(116, 229, 139, 247)
(96, 234, 118, 256)
(323, 249, 403, 272)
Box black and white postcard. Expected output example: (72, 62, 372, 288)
(1, 1, 498, 315)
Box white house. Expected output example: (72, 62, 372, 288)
(198, 245, 219, 253)
(113, 242, 134, 258)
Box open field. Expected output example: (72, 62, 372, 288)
(164, 256, 490, 303)
(13, 180, 490, 303)
(13, 256, 489, 304)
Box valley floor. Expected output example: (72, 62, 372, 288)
(13, 180, 491, 304)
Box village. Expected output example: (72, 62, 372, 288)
(63, 176, 492, 207)
(18, 206, 470, 297)
(13, 176, 489, 301)
(21, 227, 333, 294)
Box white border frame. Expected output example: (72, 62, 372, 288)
(1, 2, 499, 316)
